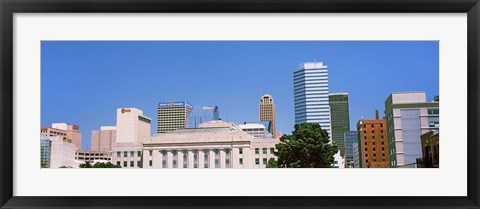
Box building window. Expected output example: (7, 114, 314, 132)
(149, 150, 153, 156)
(137, 161, 141, 167)
(225, 149, 231, 168)
(172, 151, 178, 168)
(183, 151, 188, 168)
(270, 148, 275, 154)
(365, 148, 367, 151)
(138, 151, 142, 157)
(123, 161, 127, 167)
(263, 158, 267, 164)
(364, 136, 366, 139)
(239, 158, 243, 165)
(380, 123, 383, 127)
(373, 142, 375, 145)
(239, 148, 243, 154)
(381, 135, 384, 139)
(117, 161, 120, 166)
(130, 151, 134, 158)
(364, 142, 367, 145)
(428, 109, 439, 115)
(214, 149, 220, 168)
(130, 161, 134, 167)
(123, 151, 127, 157)
(255, 148, 259, 154)
(365, 154, 368, 157)
(371, 130, 374, 133)
(193, 150, 199, 168)
(149, 160, 152, 167)
(117, 151, 121, 158)
(262, 148, 267, 154)
(162, 151, 168, 168)
(255, 158, 260, 165)
(203, 149, 209, 168)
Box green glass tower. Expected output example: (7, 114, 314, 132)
(329, 93, 351, 157)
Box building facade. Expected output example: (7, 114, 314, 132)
(352, 142, 360, 168)
(357, 114, 389, 168)
(41, 123, 82, 150)
(293, 62, 331, 138)
(143, 121, 279, 169)
(329, 93, 350, 157)
(157, 101, 192, 133)
(259, 94, 277, 137)
(112, 108, 151, 168)
(75, 150, 112, 164)
(239, 122, 273, 139)
(91, 126, 116, 152)
(41, 135, 77, 168)
(344, 131, 358, 168)
(420, 130, 439, 168)
(384, 92, 439, 168)
(188, 105, 220, 128)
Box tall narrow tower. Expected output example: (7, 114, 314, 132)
(293, 62, 331, 139)
(259, 94, 276, 136)
(329, 93, 351, 157)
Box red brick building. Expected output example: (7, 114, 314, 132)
(356, 110, 389, 168)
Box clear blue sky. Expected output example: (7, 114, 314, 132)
(41, 41, 439, 150)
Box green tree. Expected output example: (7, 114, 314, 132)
(267, 123, 338, 168)
(79, 162, 121, 168)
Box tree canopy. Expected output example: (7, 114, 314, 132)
(79, 162, 122, 168)
(267, 123, 338, 168)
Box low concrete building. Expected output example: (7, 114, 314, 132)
(420, 130, 439, 168)
(75, 150, 112, 164)
(41, 134, 77, 168)
(142, 120, 279, 169)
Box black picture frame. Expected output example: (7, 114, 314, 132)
(1, 0, 479, 208)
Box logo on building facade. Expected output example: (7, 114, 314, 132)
(121, 108, 131, 113)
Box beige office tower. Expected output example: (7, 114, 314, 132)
(112, 108, 151, 168)
(157, 102, 192, 133)
(259, 94, 276, 137)
(91, 126, 116, 152)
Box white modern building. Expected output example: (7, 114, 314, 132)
(41, 134, 78, 168)
(112, 108, 151, 168)
(293, 62, 332, 138)
(353, 142, 360, 168)
(384, 92, 439, 168)
(142, 120, 279, 169)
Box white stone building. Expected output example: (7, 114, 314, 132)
(142, 120, 279, 169)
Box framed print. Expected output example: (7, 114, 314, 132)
(1, 0, 479, 208)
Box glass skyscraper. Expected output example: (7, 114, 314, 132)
(293, 62, 331, 138)
(188, 106, 220, 128)
(344, 131, 358, 168)
(329, 93, 351, 157)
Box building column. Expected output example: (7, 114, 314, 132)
(188, 150, 194, 168)
(178, 151, 184, 169)
(152, 149, 160, 168)
(198, 150, 205, 168)
(220, 150, 226, 168)
(167, 151, 173, 168)
(232, 147, 240, 168)
(242, 146, 252, 168)
(209, 150, 215, 168)
(142, 150, 148, 168)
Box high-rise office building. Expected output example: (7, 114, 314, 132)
(91, 126, 116, 152)
(188, 106, 220, 128)
(157, 101, 192, 133)
(293, 62, 331, 138)
(384, 92, 439, 168)
(344, 131, 358, 168)
(356, 111, 389, 168)
(259, 94, 277, 136)
(329, 93, 350, 156)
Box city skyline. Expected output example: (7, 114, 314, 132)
(41, 41, 439, 150)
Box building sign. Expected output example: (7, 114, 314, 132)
(158, 102, 192, 108)
(121, 108, 131, 113)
